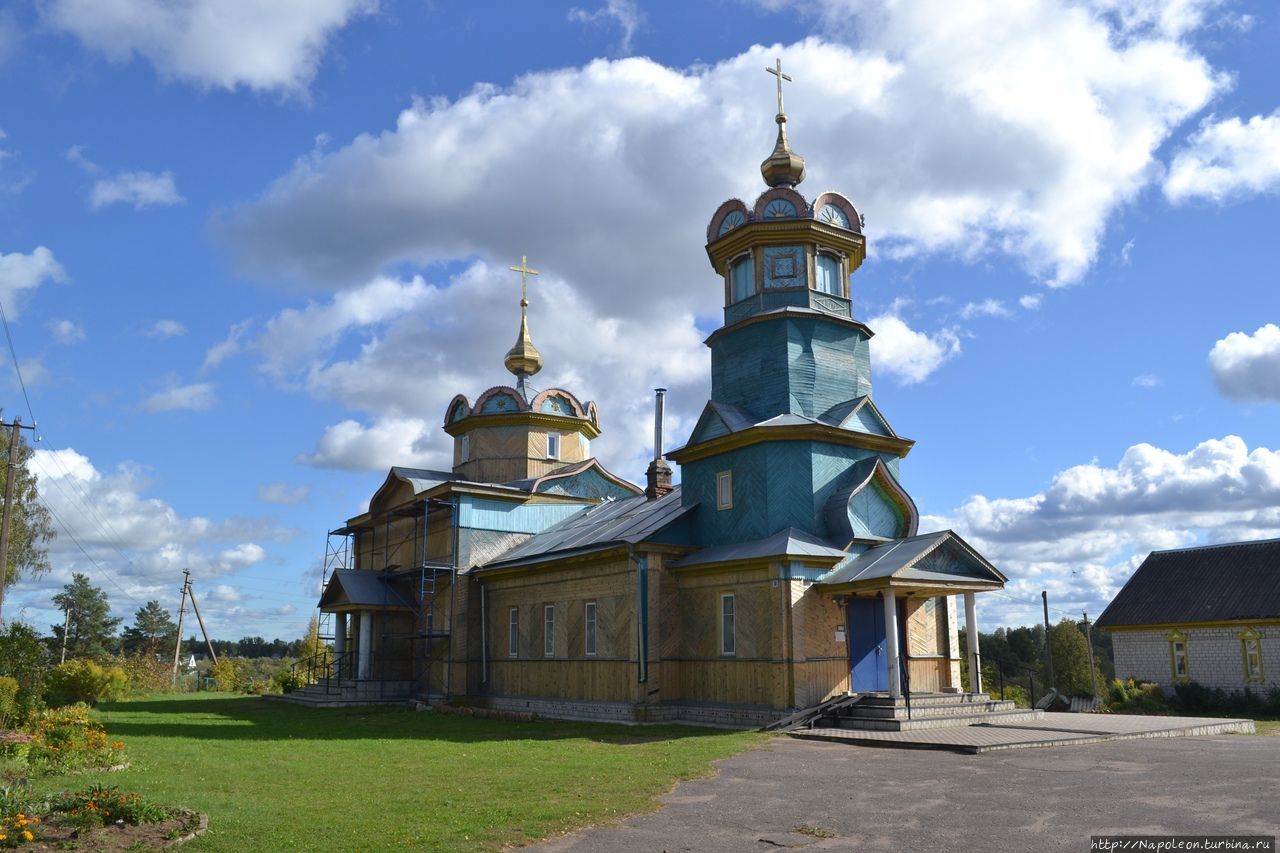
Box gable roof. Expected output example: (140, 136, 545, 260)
(671, 527, 849, 569)
(1096, 538, 1280, 628)
(318, 569, 414, 610)
(816, 530, 1006, 590)
(503, 458, 642, 497)
(480, 488, 692, 570)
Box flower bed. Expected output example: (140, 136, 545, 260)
(5, 706, 127, 776)
(0, 785, 203, 850)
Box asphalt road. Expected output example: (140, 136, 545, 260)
(528, 735, 1280, 853)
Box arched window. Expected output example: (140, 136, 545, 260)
(815, 253, 842, 296)
(730, 254, 754, 303)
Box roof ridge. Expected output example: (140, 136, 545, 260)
(1150, 536, 1280, 556)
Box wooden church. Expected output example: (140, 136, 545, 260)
(308, 65, 1009, 726)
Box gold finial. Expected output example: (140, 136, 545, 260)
(504, 255, 543, 395)
(761, 58, 806, 188)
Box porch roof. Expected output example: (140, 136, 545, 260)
(816, 530, 1006, 593)
(319, 569, 414, 611)
(671, 527, 849, 569)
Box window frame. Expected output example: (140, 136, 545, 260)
(584, 601, 598, 657)
(716, 470, 733, 510)
(1167, 630, 1189, 681)
(508, 607, 519, 658)
(815, 251, 842, 296)
(720, 593, 736, 657)
(729, 253, 755, 304)
(458, 434, 470, 464)
(544, 604, 556, 657)
(547, 432, 561, 460)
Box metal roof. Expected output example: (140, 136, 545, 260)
(1096, 538, 1280, 628)
(318, 569, 413, 609)
(816, 530, 1005, 587)
(389, 467, 458, 494)
(671, 527, 849, 569)
(480, 487, 692, 569)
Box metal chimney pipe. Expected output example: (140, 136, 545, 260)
(653, 388, 667, 461)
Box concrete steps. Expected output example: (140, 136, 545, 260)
(814, 693, 1044, 732)
(266, 679, 415, 708)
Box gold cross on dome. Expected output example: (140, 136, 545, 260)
(508, 255, 539, 304)
(766, 58, 792, 115)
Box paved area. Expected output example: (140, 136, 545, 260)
(794, 712, 1254, 753)
(528, 732, 1280, 852)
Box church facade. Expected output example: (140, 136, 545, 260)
(312, 72, 1007, 726)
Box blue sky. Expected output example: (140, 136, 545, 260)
(1, 0, 1278, 639)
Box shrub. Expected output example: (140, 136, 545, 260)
(209, 659, 239, 692)
(55, 784, 168, 829)
(114, 654, 175, 696)
(1104, 678, 1168, 714)
(0, 680, 18, 731)
(44, 660, 128, 708)
(24, 705, 126, 776)
(0, 625, 50, 720)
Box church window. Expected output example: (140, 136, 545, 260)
(720, 594, 736, 656)
(1241, 628, 1263, 682)
(764, 198, 797, 218)
(1167, 630, 1189, 680)
(459, 434, 470, 463)
(508, 608, 519, 657)
(585, 601, 598, 656)
(815, 253, 842, 296)
(716, 471, 733, 510)
(730, 254, 754, 303)
(547, 433, 561, 460)
(818, 203, 851, 228)
(544, 605, 556, 657)
(580, 434, 590, 457)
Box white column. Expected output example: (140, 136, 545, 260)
(333, 612, 348, 677)
(883, 588, 901, 699)
(964, 592, 981, 694)
(358, 610, 373, 680)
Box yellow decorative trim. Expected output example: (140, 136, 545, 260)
(703, 305, 873, 346)
(706, 218, 865, 274)
(1102, 618, 1280, 632)
(668, 421, 914, 464)
(443, 410, 601, 439)
(1166, 629, 1190, 683)
(1239, 626, 1264, 684)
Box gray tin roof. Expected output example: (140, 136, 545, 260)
(1096, 538, 1280, 628)
(671, 527, 848, 569)
(816, 530, 1005, 587)
(481, 487, 691, 569)
(319, 569, 414, 610)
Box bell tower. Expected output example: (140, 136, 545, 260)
(669, 60, 916, 548)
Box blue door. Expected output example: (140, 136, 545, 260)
(847, 597, 888, 692)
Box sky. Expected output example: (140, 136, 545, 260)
(0, 0, 1278, 641)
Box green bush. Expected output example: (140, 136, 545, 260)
(24, 704, 126, 776)
(0, 678, 19, 730)
(114, 654, 177, 696)
(209, 659, 239, 692)
(0, 623, 50, 719)
(1104, 678, 1169, 714)
(44, 660, 129, 708)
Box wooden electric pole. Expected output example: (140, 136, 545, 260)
(1042, 590, 1055, 689)
(185, 570, 218, 666)
(171, 574, 190, 686)
(1083, 610, 1099, 699)
(0, 416, 28, 623)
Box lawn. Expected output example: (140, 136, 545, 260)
(34, 694, 763, 851)
(1253, 719, 1280, 736)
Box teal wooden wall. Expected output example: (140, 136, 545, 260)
(458, 496, 588, 534)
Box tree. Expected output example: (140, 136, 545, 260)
(1048, 620, 1104, 697)
(51, 573, 122, 661)
(1, 427, 55, 588)
(120, 600, 178, 658)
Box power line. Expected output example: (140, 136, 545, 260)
(0, 299, 36, 427)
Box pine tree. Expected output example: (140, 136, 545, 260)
(51, 574, 122, 661)
(121, 600, 178, 658)
(1048, 620, 1104, 697)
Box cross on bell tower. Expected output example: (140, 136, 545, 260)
(761, 57, 805, 188)
(504, 255, 543, 400)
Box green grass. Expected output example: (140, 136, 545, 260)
(1253, 719, 1280, 736)
(33, 694, 763, 851)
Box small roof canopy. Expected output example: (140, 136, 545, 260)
(816, 530, 1006, 595)
(318, 570, 413, 612)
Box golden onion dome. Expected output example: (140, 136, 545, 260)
(760, 112, 806, 189)
(504, 299, 543, 379)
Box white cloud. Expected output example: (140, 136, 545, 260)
(568, 0, 644, 54)
(44, 0, 377, 94)
(1208, 324, 1280, 402)
(300, 417, 436, 471)
(867, 312, 960, 385)
(1164, 111, 1280, 204)
(958, 299, 1010, 320)
(1119, 238, 1135, 265)
(1018, 294, 1043, 310)
(90, 170, 184, 210)
(218, 7, 1222, 293)
(51, 319, 85, 344)
(258, 483, 310, 505)
(0, 12, 20, 64)
(147, 319, 187, 339)
(1131, 373, 1161, 388)
(929, 434, 1280, 625)
(203, 320, 252, 369)
(0, 247, 67, 318)
(140, 381, 216, 413)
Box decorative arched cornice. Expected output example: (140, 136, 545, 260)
(443, 394, 471, 426)
(824, 457, 919, 544)
(585, 400, 600, 427)
(811, 191, 863, 234)
(473, 385, 530, 415)
(753, 186, 808, 221)
(530, 387, 587, 418)
(707, 199, 751, 244)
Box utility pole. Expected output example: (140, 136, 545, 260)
(0, 416, 29, 623)
(59, 605, 71, 664)
(185, 571, 218, 666)
(171, 574, 190, 686)
(1083, 610, 1099, 699)
(1041, 590, 1055, 689)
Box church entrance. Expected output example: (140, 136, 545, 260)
(847, 596, 888, 692)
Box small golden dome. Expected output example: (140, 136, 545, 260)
(504, 299, 543, 379)
(761, 113, 806, 188)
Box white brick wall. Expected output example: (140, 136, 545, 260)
(1112, 624, 1279, 693)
